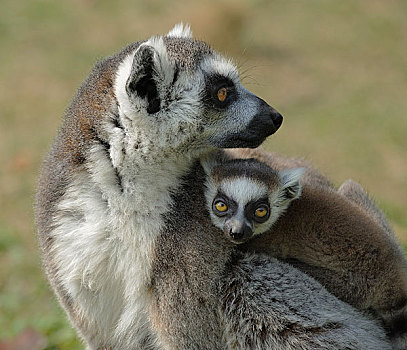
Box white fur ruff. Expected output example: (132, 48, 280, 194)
(49, 140, 190, 348)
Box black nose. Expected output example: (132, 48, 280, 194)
(255, 99, 283, 135)
(225, 223, 253, 243)
(216, 97, 283, 149)
(270, 107, 283, 130)
(229, 227, 244, 240)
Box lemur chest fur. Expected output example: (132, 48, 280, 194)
(51, 145, 192, 346)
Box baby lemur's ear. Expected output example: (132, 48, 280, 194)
(200, 150, 232, 176)
(126, 38, 173, 114)
(279, 167, 305, 201)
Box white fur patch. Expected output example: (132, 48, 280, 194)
(114, 51, 136, 120)
(166, 22, 193, 38)
(200, 54, 239, 83)
(148, 37, 174, 88)
(49, 143, 192, 349)
(221, 178, 269, 206)
(113, 37, 173, 122)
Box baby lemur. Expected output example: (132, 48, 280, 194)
(204, 157, 304, 245)
(206, 152, 407, 347)
(150, 157, 390, 350)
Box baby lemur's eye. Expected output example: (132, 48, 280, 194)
(254, 205, 270, 222)
(255, 207, 267, 218)
(215, 200, 228, 212)
(217, 87, 227, 102)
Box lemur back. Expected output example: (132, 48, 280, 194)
(338, 178, 397, 239)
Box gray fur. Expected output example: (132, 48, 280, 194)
(35, 25, 282, 349)
(150, 162, 391, 349)
(222, 253, 390, 350)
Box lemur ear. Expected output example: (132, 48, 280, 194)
(279, 167, 305, 200)
(126, 44, 161, 114)
(200, 150, 232, 176)
(166, 22, 193, 38)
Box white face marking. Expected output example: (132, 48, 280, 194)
(220, 178, 276, 237)
(220, 178, 269, 206)
(199, 55, 268, 146)
(200, 55, 240, 83)
(205, 176, 273, 238)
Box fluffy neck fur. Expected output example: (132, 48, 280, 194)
(52, 138, 199, 348)
(50, 96, 206, 349)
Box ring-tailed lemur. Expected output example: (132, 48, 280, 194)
(149, 153, 391, 349)
(226, 147, 407, 349)
(35, 24, 283, 349)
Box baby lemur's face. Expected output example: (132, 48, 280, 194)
(204, 158, 304, 244)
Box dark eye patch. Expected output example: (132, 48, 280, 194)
(244, 197, 270, 223)
(212, 191, 238, 217)
(203, 73, 237, 109)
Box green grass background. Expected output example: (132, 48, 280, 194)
(0, 0, 406, 348)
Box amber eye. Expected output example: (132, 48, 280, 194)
(217, 87, 227, 102)
(215, 201, 228, 212)
(255, 207, 268, 218)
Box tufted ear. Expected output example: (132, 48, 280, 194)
(126, 44, 161, 114)
(200, 150, 232, 176)
(166, 22, 193, 38)
(279, 167, 305, 201)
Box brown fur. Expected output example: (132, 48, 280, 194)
(338, 178, 397, 239)
(226, 148, 407, 339)
(149, 161, 391, 349)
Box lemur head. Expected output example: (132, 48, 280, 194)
(113, 24, 283, 161)
(203, 155, 304, 244)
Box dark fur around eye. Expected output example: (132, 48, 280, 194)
(212, 199, 228, 216)
(202, 73, 237, 109)
(245, 198, 270, 223)
(212, 192, 238, 217)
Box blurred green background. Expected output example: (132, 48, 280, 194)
(0, 0, 406, 348)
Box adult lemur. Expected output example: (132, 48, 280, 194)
(36, 24, 283, 349)
(35, 24, 394, 349)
